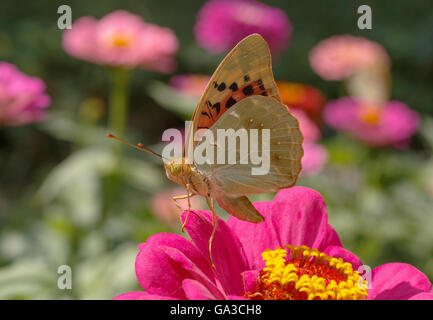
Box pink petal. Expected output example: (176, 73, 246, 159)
(241, 270, 260, 294)
(136, 233, 224, 299)
(181, 210, 248, 296)
(271, 187, 341, 249)
(161, 245, 225, 299)
(182, 279, 217, 300)
(228, 295, 248, 300)
(113, 291, 177, 300)
(323, 245, 363, 270)
(140, 232, 215, 280)
(409, 292, 433, 300)
(227, 201, 280, 270)
(228, 187, 341, 270)
(368, 263, 432, 300)
(62, 17, 98, 62)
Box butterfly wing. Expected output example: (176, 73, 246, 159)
(194, 95, 304, 198)
(184, 33, 281, 161)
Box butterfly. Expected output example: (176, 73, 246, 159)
(108, 34, 304, 266)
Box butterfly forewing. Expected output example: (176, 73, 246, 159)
(184, 33, 281, 161)
(194, 95, 304, 198)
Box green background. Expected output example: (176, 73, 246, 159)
(0, 0, 432, 299)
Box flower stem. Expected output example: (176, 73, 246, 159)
(108, 67, 130, 159)
(103, 67, 130, 220)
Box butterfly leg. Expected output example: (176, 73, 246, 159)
(205, 197, 218, 268)
(172, 193, 195, 210)
(172, 193, 195, 229)
(178, 183, 193, 233)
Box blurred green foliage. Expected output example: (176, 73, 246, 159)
(0, 0, 432, 299)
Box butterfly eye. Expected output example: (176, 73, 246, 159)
(170, 164, 181, 176)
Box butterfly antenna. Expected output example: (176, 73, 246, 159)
(106, 133, 163, 158)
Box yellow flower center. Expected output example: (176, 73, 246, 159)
(245, 245, 368, 300)
(109, 33, 132, 48)
(359, 104, 382, 125)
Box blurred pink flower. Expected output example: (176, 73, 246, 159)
(0, 62, 51, 126)
(291, 109, 320, 143)
(323, 97, 420, 148)
(291, 109, 328, 175)
(169, 74, 211, 99)
(194, 0, 292, 56)
(63, 10, 178, 72)
(309, 35, 390, 81)
(302, 142, 328, 176)
(114, 187, 433, 300)
(151, 187, 205, 230)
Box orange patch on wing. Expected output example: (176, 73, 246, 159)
(196, 80, 271, 130)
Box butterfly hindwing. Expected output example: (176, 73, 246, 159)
(216, 195, 264, 223)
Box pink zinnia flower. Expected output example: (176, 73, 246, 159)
(323, 97, 420, 148)
(63, 10, 178, 72)
(309, 35, 390, 81)
(277, 81, 326, 123)
(290, 109, 328, 175)
(114, 187, 433, 300)
(169, 74, 211, 99)
(194, 0, 292, 56)
(0, 62, 51, 126)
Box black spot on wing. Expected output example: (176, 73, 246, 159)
(217, 82, 226, 91)
(212, 102, 221, 114)
(201, 111, 211, 118)
(225, 97, 237, 108)
(244, 75, 250, 82)
(242, 85, 254, 96)
(257, 79, 265, 91)
(229, 82, 238, 91)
